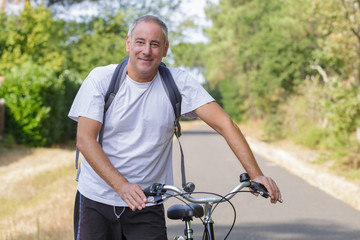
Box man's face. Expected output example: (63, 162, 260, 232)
(126, 21, 169, 82)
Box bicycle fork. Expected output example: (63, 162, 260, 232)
(202, 203, 215, 240)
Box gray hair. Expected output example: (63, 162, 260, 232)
(127, 15, 168, 43)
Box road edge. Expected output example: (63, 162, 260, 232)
(246, 136, 360, 211)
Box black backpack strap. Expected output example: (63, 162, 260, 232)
(98, 56, 129, 146)
(75, 56, 129, 181)
(158, 63, 193, 192)
(158, 62, 182, 137)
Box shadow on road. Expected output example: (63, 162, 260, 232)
(167, 219, 360, 240)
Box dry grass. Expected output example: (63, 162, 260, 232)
(0, 146, 77, 240)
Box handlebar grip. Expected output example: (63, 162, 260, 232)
(250, 181, 270, 198)
(142, 183, 166, 197)
(143, 186, 152, 197)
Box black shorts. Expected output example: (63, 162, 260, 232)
(73, 191, 167, 240)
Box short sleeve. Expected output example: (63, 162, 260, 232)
(169, 68, 215, 118)
(68, 65, 116, 123)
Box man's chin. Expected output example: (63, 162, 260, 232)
(139, 64, 157, 74)
(137, 68, 158, 80)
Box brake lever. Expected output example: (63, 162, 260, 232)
(250, 181, 283, 203)
(143, 183, 167, 204)
(250, 181, 270, 198)
(147, 195, 167, 204)
(143, 183, 166, 196)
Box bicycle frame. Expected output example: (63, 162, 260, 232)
(202, 203, 216, 240)
(179, 202, 216, 240)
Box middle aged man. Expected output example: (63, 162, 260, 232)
(69, 15, 282, 240)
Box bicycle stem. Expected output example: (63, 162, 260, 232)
(163, 181, 251, 204)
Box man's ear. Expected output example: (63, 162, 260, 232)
(126, 36, 130, 53)
(163, 41, 169, 57)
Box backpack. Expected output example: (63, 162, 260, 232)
(75, 56, 193, 192)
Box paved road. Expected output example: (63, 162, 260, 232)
(165, 123, 360, 240)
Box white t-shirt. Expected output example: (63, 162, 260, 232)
(68, 64, 214, 206)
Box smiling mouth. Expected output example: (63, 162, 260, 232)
(140, 58, 153, 62)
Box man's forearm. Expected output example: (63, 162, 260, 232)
(222, 121, 264, 179)
(194, 102, 263, 178)
(77, 133, 128, 192)
(76, 116, 147, 210)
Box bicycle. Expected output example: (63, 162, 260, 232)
(143, 173, 282, 240)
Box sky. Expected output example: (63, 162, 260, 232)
(5, 0, 214, 42)
(179, 0, 213, 43)
(63, 0, 214, 43)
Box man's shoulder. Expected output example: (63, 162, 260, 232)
(89, 64, 118, 77)
(166, 67, 191, 82)
(167, 66, 186, 75)
(167, 67, 201, 85)
(84, 64, 118, 87)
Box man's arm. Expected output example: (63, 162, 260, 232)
(76, 116, 147, 210)
(193, 101, 282, 203)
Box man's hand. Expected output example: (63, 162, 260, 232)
(252, 175, 282, 204)
(117, 182, 147, 211)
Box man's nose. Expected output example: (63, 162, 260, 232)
(143, 44, 151, 55)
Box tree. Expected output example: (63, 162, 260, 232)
(0, 2, 66, 75)
(203, 0, 314, 120)
(308, 0, 360, 153)
(64, 12, 129, 78)
(341, 0, 360, 83)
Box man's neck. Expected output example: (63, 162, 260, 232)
(126, 65, 158, 83)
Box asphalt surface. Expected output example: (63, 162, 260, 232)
(165, 123, 360, 240)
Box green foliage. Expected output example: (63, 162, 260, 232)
(188, 0, 360, 172)
(264, 112, 286, 141)
(0, 1, 193, 147)
(0, 3, 66, 74)
(292, 126, 328, 149)
(218, 78, 246, 122)
(310, 0, 360, 82)
(281, 77, 360, 172)
(171, 42, 206, 68)
(0, 61, 81, 146)
(324, 82, 360, 137)
(202, 82, 223, 107)
(65, 11, 129, 78)
(203, 0, 314, 118)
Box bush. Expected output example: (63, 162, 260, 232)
(292, 126, 328, 149)
(0, 61, 80, 146)
(219, 78, 247, 122)
(264, 112, 285, 140)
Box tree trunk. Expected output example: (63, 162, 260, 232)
(0, 0, 6, 11)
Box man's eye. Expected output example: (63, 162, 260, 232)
(136, 41, 144, 45)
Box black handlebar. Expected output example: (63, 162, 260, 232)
(250, 181, 270, 198)
(143, 183, 166, 196)
(143, 173, 271, 201)
(239, 172, 270, 198)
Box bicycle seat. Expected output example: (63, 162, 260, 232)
(167, 203, 204, 220)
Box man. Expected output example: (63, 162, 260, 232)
(69, 15, 282, 240)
